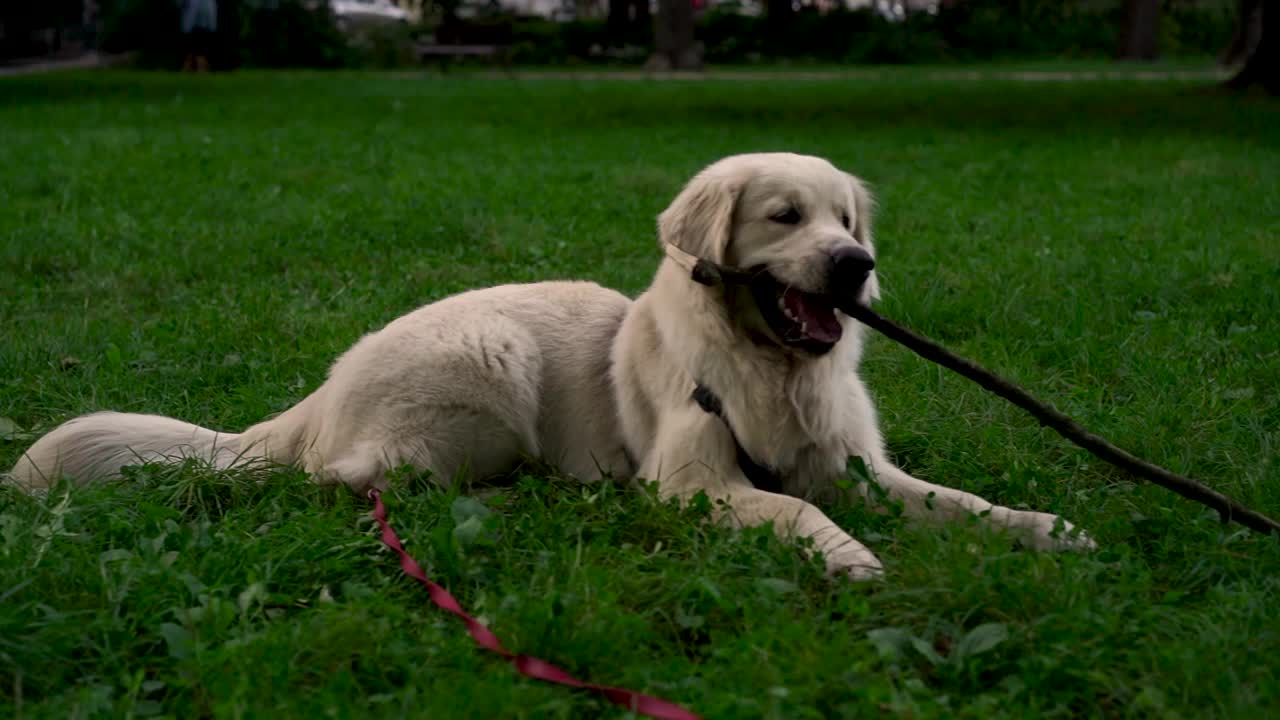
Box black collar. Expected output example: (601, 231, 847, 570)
(692, 383, 783, 494)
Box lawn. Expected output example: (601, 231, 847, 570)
(1, 68, 1277, 719)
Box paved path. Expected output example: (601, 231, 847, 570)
(1, 53, 1226, 82)
(463, 68, 1228, 82)
(0, 51, 125, 77)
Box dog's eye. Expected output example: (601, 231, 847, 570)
(841, 213, 851, 230)
(770, 208, 802, 225)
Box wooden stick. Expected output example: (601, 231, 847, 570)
(687, 255, 1278, 536)
(842, 302, 1280, 537)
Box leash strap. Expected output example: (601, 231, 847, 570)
(368, 490, 702, 720)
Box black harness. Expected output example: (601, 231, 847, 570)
(676, 249, 788, 493)
(692, 382, 783, 494)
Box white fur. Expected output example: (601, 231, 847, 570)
(8, 152, 1093, 580)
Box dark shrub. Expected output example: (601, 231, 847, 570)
(238, 1, 348, 69)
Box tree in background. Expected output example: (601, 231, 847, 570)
(649, 0, 702, 70)
(608, 0, 651, 48)
(766, 0, 794, 30)
(1222, 0, 1277, 93)
(0, 0, 83, 59)
(1117, 0, 1160, 60)
(1220, 0, 1262, 64)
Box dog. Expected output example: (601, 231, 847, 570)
(8, 152, 1094, 579)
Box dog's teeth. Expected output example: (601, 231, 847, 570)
(800, 321, 808, 335)
(777, 296, 803, 324)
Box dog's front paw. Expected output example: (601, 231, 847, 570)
(1010, 510, 1096, 552)
(824, 546, 885, 582)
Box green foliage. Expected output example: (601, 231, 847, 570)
(97, 0, 184, 67)
(0, 69, 1278, 718)
(0, 0, 85, 59)
(497, 2, 1237, 67)
(1162, 0, 1237, 57)
(701, 1, 1235, 65)
(96, 0, 354, 69)
(237, 0, 350, 69)
(86, 0, 1238, 70)
(2, 0, 1245, 70)
(507, 18, 615, 66)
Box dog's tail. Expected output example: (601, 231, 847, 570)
(5, 396, 319, 492)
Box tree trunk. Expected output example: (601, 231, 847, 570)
(81, 0, 99, 51)
(648, 0, 701, 71)
(1220, 0, 1262, 65)
(1117, 0, 1160, 61)
(633, 0, 650, 28)
(607, 0, 630, 46)
(765, 0, 793, 56)
(1225, 0, 1279, 94)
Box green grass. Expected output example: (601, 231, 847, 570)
(1, 68, 1278, 719)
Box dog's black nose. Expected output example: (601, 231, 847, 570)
(830, 246, 875, 290)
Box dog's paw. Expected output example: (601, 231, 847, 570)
(1010, 511, 1097, 553)
(824, 546, 885, 582)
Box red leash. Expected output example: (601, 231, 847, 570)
(368, 490, 701, 720)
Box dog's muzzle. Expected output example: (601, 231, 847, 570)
(671, 243, 875, 355)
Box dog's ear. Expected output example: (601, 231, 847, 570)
(846, 172, 881, 301)
(658, 168, 742, 264)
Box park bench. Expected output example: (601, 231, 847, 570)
(416, 18, 514, 73)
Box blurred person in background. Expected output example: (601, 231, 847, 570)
(180, 0, 219, 71)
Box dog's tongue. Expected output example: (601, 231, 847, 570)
(783, 288, 843, 344)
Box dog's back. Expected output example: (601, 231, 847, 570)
(7, 281, 634, 492)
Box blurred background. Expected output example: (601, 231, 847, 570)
(0, 1, 1269, 84)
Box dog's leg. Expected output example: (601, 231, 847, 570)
(834, 382, 1093, 551)
(858, 461, 1096, 552)
(642, 405, 883, 580)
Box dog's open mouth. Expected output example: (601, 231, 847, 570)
(749, 270, 843, 354)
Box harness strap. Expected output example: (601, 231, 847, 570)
(692, 383, 783, 494)
(669, 243, 782, 492)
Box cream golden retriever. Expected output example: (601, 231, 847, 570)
(8, 152, 1093, 579)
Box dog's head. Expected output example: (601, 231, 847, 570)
(659, 153, 880, 356)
